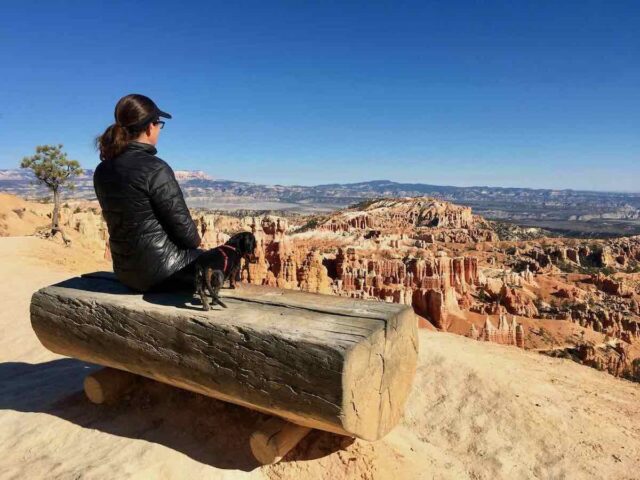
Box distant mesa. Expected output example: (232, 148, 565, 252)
(173, 170, 213, 181)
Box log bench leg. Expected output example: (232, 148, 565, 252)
(250, 416, 312, 465)
(83, 367, 138, 405)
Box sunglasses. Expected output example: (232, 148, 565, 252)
(153, 120, 165, 129)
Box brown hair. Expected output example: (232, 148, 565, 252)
(95, 94, 159, 161)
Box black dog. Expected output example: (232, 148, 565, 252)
(194, 231, 257, 310)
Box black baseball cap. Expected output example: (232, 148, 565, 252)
(151, 102, 172, 120)
(118, 94, 172, 129)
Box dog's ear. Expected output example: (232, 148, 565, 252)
(241, 232, 256, 255)
(225, 233, 241, 248)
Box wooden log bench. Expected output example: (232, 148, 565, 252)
(30, 271, 418, 463)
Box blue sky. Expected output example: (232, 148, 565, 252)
(1, 1, 638, 191)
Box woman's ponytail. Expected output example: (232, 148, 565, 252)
(95, 94, 161, 162)
(96, 123, 133, 162)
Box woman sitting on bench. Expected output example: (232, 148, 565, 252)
(93, 93, 204, 293)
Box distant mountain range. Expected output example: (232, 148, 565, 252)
(2, 168, 639, 237)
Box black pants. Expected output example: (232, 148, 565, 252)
(148, 250, 205, 293)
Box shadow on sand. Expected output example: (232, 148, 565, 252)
(0, 359, 352, 471)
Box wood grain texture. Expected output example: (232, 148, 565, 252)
(30, 271, 418, 440)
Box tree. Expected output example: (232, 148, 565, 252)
(21, 144, 83, 245)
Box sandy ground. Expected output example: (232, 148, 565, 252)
(2, 236, 640, 479)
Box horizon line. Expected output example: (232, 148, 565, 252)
(2, 166, 639, 195)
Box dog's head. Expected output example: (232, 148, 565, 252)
(226, 231, 257, 262)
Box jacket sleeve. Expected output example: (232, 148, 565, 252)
(148, 161, 201, 249)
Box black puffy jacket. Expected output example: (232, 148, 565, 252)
(93, 141, 202, 292)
